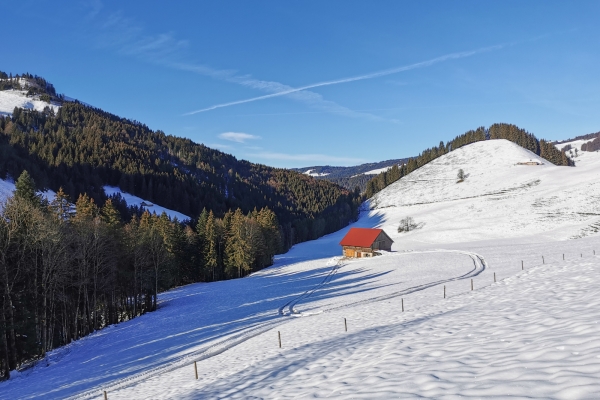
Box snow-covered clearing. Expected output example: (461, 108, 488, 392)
(303, 169, 330, 177)
(2, 139, 600, 399)
(0, 90, 60, 117)
(103, 186, 190, 221)
(362, 165, 395, 175)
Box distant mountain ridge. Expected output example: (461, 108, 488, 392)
(292, 158, 409, 192)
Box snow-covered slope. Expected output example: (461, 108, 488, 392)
(372, 139, 600, 243)
(2, 139, 600, 399)
(104, 186, 190, 221)
(0, 90, 60, 116)
(362, 165, 395, 175)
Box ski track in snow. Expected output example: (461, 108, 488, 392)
(69, 250, 485, 399)
(3, 139, 600, 399)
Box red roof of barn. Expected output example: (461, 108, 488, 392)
(339, 228, 385, 247)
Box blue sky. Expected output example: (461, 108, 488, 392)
(2, 1, 600, 167)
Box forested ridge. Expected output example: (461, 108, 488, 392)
(292, 158, 409, 192)
(365, 123, 574, 198)
(0, 103, 360, 246)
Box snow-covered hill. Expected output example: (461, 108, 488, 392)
(2, 139, 600, 399)
(372, 139, 600, 243)
(0, 90, 60, 116)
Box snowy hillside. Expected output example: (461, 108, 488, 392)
(104, 186, 190, 221)
(0, 90, 60, 116)
(372, 139, 600, 243)
(0, 181, 187, 222)
(2, 139, 600, 399)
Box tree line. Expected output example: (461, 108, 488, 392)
(581, 137, 600, 152)
(0, 170, 288, 379)
(365, 123, 573, 198)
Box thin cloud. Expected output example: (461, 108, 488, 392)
(185, 44, 506, 115)
(219, 132, 261, 143)
(176, 62, 384, 121)
(90, 11, 385, 121)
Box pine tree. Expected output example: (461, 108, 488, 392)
(14, 170, 42, 207)
(101, 199, 121, 227)
(49, 187, 71, 221)
(204, 210, 218, 281)
(73, 193, 98, 223)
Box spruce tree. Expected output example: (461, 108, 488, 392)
(14, 170, 42, 207)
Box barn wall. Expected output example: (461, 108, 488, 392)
(373, 232, 393, 251)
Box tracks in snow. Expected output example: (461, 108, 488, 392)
(68, 250, 486, 399)
(278, 258, 344, 316)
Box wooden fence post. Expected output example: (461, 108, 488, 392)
(471, 279, 473, 291)
(521, 260, 523, 270)
(542, 256, 544, 264)
(494, 272, 496, 283)
(563, 253, 564, 260)
(444, 285, 446, 298)
(278, 331, 281, 348)
(194, 361, 198, 380)
(344, 318, 347, 332)
(402, 298, 404, 312)
(104, 391, 108, 400)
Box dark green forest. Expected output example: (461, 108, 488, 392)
(0, 103, 361, 248)
(365, 123, 574, 198)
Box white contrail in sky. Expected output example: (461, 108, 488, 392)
(184, 44, 505, 115)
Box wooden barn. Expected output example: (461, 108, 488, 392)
(339, 227, 394, 258)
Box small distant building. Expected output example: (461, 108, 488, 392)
(339, 228, 394, 258)
(517, 159, 543, 166)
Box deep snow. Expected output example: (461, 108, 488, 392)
(1, 139, 600, 399)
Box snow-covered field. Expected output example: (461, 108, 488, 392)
(2, 139, 600, 399)
(0, 90, 60, 117)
